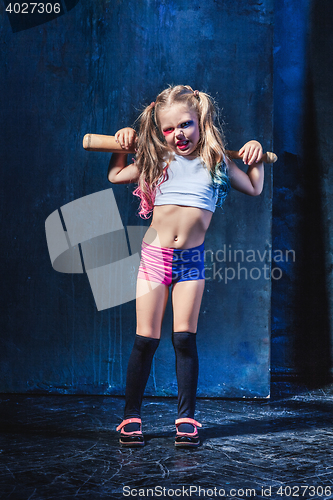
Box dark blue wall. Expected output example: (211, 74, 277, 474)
(272, 0, 333, 384)
(0, 0, 273, 396)
(3, 0, 332, 395)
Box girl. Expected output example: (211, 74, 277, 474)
(108, 85, 264, 448)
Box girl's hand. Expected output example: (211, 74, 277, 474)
(115, 127, 137, 151)
(239, 140, 263, 165)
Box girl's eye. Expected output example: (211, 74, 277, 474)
(181, 121, 192, 128)
(162, 128, 174, 136)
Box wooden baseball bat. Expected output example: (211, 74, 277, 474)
(83, 134, 278, 164)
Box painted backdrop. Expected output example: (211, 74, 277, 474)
(1, 0, 274, 396)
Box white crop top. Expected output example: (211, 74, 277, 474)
(154, 155, 218, 213)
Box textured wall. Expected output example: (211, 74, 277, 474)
(272, 0, 333, 384)
(0, 0, 273, 396)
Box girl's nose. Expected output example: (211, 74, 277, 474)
(176, 128, 185, 138)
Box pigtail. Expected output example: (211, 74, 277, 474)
(193, 91, 230, 207)
(133, 103, 171, 218)
(195, 91, 225, 166)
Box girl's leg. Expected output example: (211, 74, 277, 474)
(171, 279, 205, 426)
(136, 278, 169, 338)
(172, 279, 205, 334)
(124, 278, 169, 421)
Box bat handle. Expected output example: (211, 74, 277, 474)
(83, 134, 136, 154)
(226, 150, 278, 164)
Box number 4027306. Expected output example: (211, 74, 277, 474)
(276, 485, 332, 497)
(5, 3, 61, 14)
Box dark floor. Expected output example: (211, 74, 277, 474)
(1, 384, 333, 500)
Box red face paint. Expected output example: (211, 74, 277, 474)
(162, 128, 174, 136)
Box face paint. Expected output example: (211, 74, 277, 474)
(159, 104, 200, 159)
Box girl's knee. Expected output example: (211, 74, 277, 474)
(173, 321, 197, 333)
(136, 330, 161, 340)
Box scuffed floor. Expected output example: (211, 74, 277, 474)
(1, 385, 333, 499)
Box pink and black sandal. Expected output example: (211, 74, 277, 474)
(175, 418, 202, 447)
(116, 418, 145, 447)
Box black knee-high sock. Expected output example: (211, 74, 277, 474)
(172, 331, 199, 422)
(124, 334, 160, 421)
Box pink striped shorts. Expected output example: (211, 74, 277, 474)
(137, 241, 205, 286)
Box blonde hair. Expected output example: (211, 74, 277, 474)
(133, 85, 229, 218)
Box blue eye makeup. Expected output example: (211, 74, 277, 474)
(180, 121, 192, 128)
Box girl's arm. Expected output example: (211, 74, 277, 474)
(107, 128, 140, 184)
(226, 140, 264, 196)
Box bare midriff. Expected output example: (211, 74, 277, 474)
(143, 205, 213, 249)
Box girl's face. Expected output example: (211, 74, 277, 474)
(158, 103, 200, 159)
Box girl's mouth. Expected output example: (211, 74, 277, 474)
(176, 140, 189, 150)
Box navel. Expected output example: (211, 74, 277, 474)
(174, 235, 178, 242)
